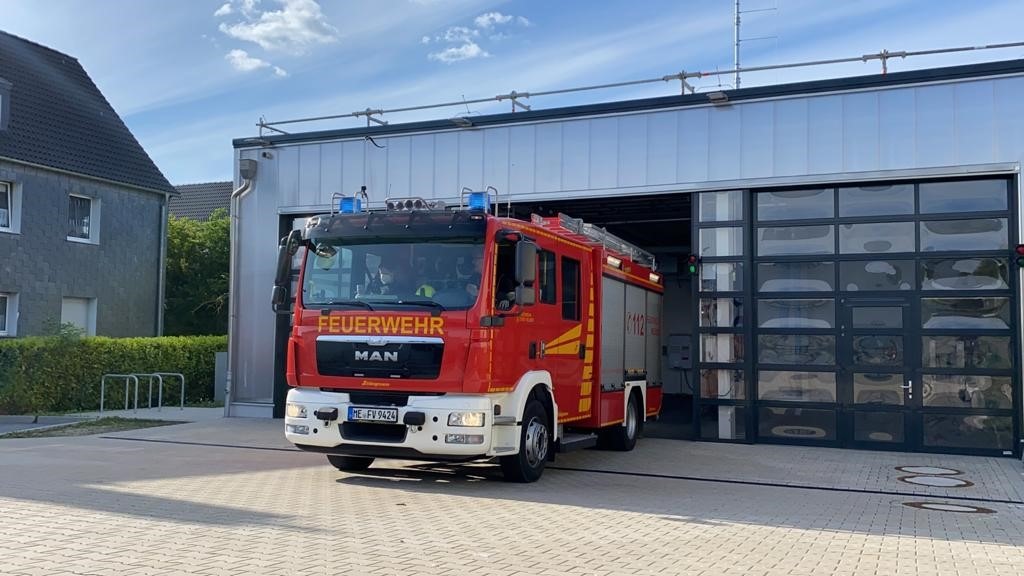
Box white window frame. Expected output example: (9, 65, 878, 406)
(0, 181, 20, 235)
(67, 193, 101, 244)
(0, 293, 18, 337)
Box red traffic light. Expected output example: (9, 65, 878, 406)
(687, 254, 698, 264)
(1015, 244, 1024, 256)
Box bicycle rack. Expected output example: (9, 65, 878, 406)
(152, 373, 186, 411)
(132, 373, 164, 409)
(100, 374, 140, 413)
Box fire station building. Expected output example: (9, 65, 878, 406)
(231, 59, 1024, 458)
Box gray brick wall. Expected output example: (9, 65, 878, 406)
(0, 160, 164, 337)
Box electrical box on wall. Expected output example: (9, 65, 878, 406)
(665, 333, 692, 370)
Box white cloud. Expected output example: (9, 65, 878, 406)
(421, 35, 431, 44)
(473, 11, 530, 29)
(218, 0, 339, 54)
(442, 26, 478, 43)
(429, 41, 488, 63)
(225, 48, 287, 77)
(214, 3, 233, 17)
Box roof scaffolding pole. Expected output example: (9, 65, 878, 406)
(256, 41, 1024, 135)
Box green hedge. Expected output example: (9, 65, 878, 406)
(0, 335, 227, 415)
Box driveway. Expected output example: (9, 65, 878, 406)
(1, 418, 1022, 576)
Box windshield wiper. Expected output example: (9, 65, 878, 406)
(320, 299, 375, 311)
(394, 298, 447, 312)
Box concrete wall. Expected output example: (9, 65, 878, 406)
(0, 160, 164, 337)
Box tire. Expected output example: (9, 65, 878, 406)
(608, 392, 642, 451)
(326, 454, 374, 471)
(500, 398, 550, 483)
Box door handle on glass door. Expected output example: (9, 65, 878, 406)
(902, 379, 912, 399)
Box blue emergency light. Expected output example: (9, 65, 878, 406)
(339, 197, 361, 213)
(467, 191, 490, 213)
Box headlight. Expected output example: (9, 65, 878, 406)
(448, 411, 486, 427)
(286, 403, 307, 418)
(286, 424, 309, 435)
(445, 433, 485, 444)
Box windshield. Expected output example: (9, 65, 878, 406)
(302, 239, 485, 310)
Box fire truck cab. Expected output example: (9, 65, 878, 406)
(276, 189, 663, 482)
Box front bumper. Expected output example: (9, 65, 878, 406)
(284, 387, 498, 459)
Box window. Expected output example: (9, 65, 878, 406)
(68, 194, 100, 243)
(538, 250, 556, 304)
(61, 297, 97, 336)
(561, 257, 580, 320)
(0, 182, 10, 231)
(0, 293, 13, 336)
(757, 189, 834, 221)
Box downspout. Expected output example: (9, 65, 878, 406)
(225, 158, 258, 417)
(157, 192, 169, 335)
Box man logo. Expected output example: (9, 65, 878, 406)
(354, 350, 399, 362)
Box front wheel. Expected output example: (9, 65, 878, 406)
(327, 454, 374, 471)
(500, 399, 550, 483)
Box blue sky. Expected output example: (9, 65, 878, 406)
(4, 0, 1024, 184)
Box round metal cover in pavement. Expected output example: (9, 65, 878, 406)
(898, 475, 973, 488)
(903, 502, 994, 514)
(895, 466, 962, 475)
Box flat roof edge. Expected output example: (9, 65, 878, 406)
(234, 58, 1024, 149)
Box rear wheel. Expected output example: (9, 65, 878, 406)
(500, 398, 550, 483)
(607, 392, 642, 451)
(326, 454, 374, 471)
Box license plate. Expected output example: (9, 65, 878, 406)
(348, 406, 399, 423)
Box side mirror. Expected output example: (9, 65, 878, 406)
(513, 241, 538, 308)
(514, 241, 537, 285)
(275, 229, 303, 286)
(271, 285, 290, 314)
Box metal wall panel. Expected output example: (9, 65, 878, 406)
(678, 108, 709, 183)
(387, 136, 411, 197)
(741, 102, 773, 179)
(617, 115, 647, 188)
(843, 92, 879, 172)
(458, 131, 484, 192)
(646, 112, 677, 185)
(589, 117, 618, 190)
(773, 98, 808, 176)
(994, 76, 1024, 161)
(915, 84, 955, 167)
(366, 139, 388, 199)
(535, 122, 562, 193)
(433, 132, 459, 199)
(808, 95, 843, 174)
(277, 146, 299, 207)
(509, 125, 536, 195)
(708, 106, 741, 181)
(562, 120, 589, 191)
(483, 128, 510, 194)
(878, 88, 915, 170)
(319, 142, 342, 203)
(955, 81, 995, 165)
(341, 140, 364, 199)
(601, 277, 625, 390)
(298, 145, 320, 206)
(409, 134, 435, 194)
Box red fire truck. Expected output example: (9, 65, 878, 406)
(274, 189, 663, 482)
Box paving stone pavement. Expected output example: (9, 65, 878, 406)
(1, 418, 1023, 576)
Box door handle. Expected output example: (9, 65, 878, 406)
(902, 379, 913, 400)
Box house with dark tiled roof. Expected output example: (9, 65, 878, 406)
(171, 182, 232, 221)
(0, 30, 176, 337)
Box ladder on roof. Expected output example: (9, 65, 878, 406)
(532, 213, 657, 269)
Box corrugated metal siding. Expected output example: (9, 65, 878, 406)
(229, 74, 1024, 409)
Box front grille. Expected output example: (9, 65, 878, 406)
(316, 340, 444, 379)
(341, 422, 408, 443)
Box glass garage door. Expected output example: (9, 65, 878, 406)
(694, 177, 1020, 456)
